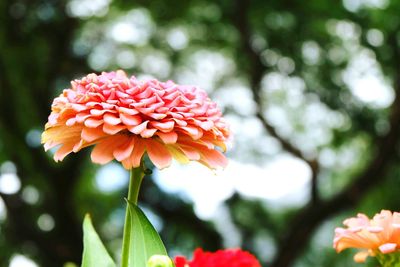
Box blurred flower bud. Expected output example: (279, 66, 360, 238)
(147, 255, 174, 267)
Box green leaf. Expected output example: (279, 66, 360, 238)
(127, 202, 168, 267)
(81, 214, 116, 267)
(377, 252, 400, 267)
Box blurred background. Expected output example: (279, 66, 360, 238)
(1, 0, 400, 266)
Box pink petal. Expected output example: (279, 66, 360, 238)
(180, 126, 203, 139)
(118, 106, 139, 115)
(84, 118, 104, 128)
(140, 128, 157, 138)
(367, 226, 383, 233)
(147, 113, 167, 120)
(71, 103, 87, 112)
(128, 121, 148, 134)
(150, 121, 175, 132)
(379, 243, 397, 254)
(199, 120, 214, 130)
(66, 118, 76, 126)
(104, 113, 122, 125)
(75, 113, 91, 123)
(120, 113, 142, 126)
(90, 109, 109, 116)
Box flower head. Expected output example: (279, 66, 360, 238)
(174, 248, 261, 267)
(42, 71, 230, 169)
(333, 210, 400, 263)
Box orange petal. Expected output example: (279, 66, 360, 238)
(91, 135, 128, 164)
(42, 125, 82, 144)
(122, 158, 133, 169)
(54, 142, 75, 161)
(178, 145, 201, 160)
(103, 123, 126, 135)
(353, 250, 369, 263)
(113, 137, 135, 161)
(156, 131, 178, 144)
(129, 137, 146, 168)
(201, 149, 227, 168)
(145, 139, 172, 169)
(81, 127, 107, 142)
(167, 146, 190, 164)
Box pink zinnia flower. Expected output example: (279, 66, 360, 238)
(42, 70, 230, 169)
(174, 248, 261, 267)
(333, 210, 400, 263)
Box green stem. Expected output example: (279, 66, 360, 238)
(121, 167, 145, 267)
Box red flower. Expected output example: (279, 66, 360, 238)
(174, 248, 261, 267)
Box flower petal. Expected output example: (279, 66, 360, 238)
(103, 123, 126, 135)
(81, 127, 107, 142)
(129, 137, 146, 168)
(54, 142, 76, 161)
(145, 139, 172, 169)
(379, 243, 397, 254)
(91, 135, 128, 164)
(104, 113, 122, 125)
(120, 113, 142, 126)
(113, 137, 135, 161)
(201, 149, 228, 168)
(156, 131, 178, 144)
(353, 250, 369, 263)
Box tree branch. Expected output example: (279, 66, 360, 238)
(269, 24, 400, 267)
(271, 91, 400, 267)
(231, 1, 400, 266)
(232, 0, 320, 203)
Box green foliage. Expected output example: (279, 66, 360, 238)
(82, 215, 116, 267)
(377, 252, 400, 267)
(127, 202, 168, 267)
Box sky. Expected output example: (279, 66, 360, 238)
(154, 156, 311, 219)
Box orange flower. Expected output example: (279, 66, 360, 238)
(42, 71, 230, 169)
(333, 210, 400, 263)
